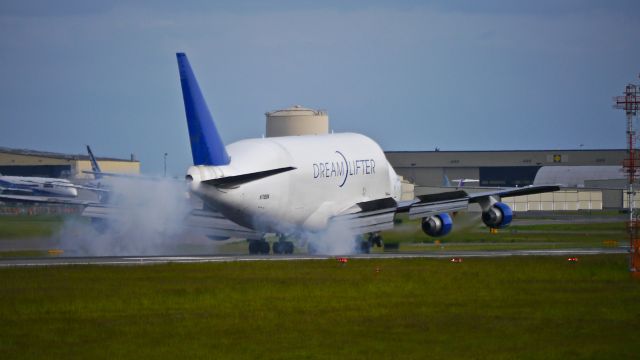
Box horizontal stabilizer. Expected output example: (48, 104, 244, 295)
(202, 167, 296, 188)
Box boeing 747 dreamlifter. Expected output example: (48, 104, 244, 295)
(173, 53, 559, 254)
(3, 53, 559, 255)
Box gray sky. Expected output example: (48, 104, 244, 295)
(1, 1, 639, 176)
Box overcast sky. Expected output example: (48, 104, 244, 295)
(1, 1, 639, 176)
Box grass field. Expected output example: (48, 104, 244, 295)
(0, 215, 72, 239)
(1, 255, 639, 359)
(0, 213, 629, 256)
(380, 215, 627, 248)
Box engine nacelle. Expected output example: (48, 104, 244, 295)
(482, 202, 513, 229)
(421, 213, 453, 237)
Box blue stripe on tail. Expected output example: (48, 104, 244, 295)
(86, 145, 102, 179)
(176, 53, 231, 166)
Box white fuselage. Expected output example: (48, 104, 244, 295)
(0, 176, 78, 197)
(187, 133, 402, 234)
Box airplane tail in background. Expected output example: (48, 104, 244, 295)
(176, 53, 231, 166)
(442, 173, 452, 187)
(86, 145, 102, 179)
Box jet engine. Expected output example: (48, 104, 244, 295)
(481, 202, 513, 229)
(421, 213, 453, 237)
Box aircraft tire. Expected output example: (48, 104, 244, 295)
(248, 240, 260, 255)
(91, 218, 108, 233)
(359, 239, 371, 254)
(284, 241, 294, 254)
(273, 242, 283, 255)
(371, 233, 383, 248)
(307, 242, 319, 255)
(260, 241, 270, 254)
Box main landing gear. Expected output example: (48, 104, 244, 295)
(248, 239, 270, 255)
(247, 235, 294, 255)
(359, 232, 384, 254)
(273, 235, 294, 255)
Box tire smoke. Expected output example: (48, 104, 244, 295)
(57, 177, 195, 256)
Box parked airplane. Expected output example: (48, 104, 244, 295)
(0, 173, 78, 198)
(86, 145, 103, 180)
(82, 145, 135, 180)
(443, 174, 480, 188)
(0, 148, 108, 204)
(174, 52, 559, 254)
(81, 145, 112, 202)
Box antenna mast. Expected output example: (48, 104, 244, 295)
(613, 76, 640, 274)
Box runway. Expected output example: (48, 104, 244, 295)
(0, 248, 628, 267)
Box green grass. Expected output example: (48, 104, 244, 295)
(0, 255, 638, 359)
(509, 222, 626, 232)
(381, 215, 627, 249)
(0, 250, 48, 258)
(0, 215, 70, 239)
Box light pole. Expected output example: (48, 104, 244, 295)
(163, 153, 168, 177)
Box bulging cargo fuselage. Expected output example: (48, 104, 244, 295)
(187, 132, 402, 233)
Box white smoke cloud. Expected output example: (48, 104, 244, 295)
(57, 176, 384, 256)
(57, 177, 198, 256)
(302, 221, 361, 256)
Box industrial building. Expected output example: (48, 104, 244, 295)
(0, 147, 140, 179)
(385, 149, 628, 209)
(385, 149, 626, 187)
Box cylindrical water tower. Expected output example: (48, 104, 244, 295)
(265, 105, 329, 137)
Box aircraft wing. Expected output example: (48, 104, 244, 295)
(330, 185, 560, 232)
(409, 185, 559, 218)
(466, 185, 561, 202)
(185, 209, 264, 240)
(81, 204, 263, 240)
(406, 190, 470, 219)
(331, 198, 399, 234)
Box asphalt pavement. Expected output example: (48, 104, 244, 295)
(0, 248, 628, 267)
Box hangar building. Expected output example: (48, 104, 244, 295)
(385, 149, 629, 210)
(385, 149, 626, 187)
(0, 147, 140, 179)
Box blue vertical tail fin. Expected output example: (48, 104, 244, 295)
(176, 52, 231, 166)
(442, 173, 452, 187)
(86, 145, 103, 179)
